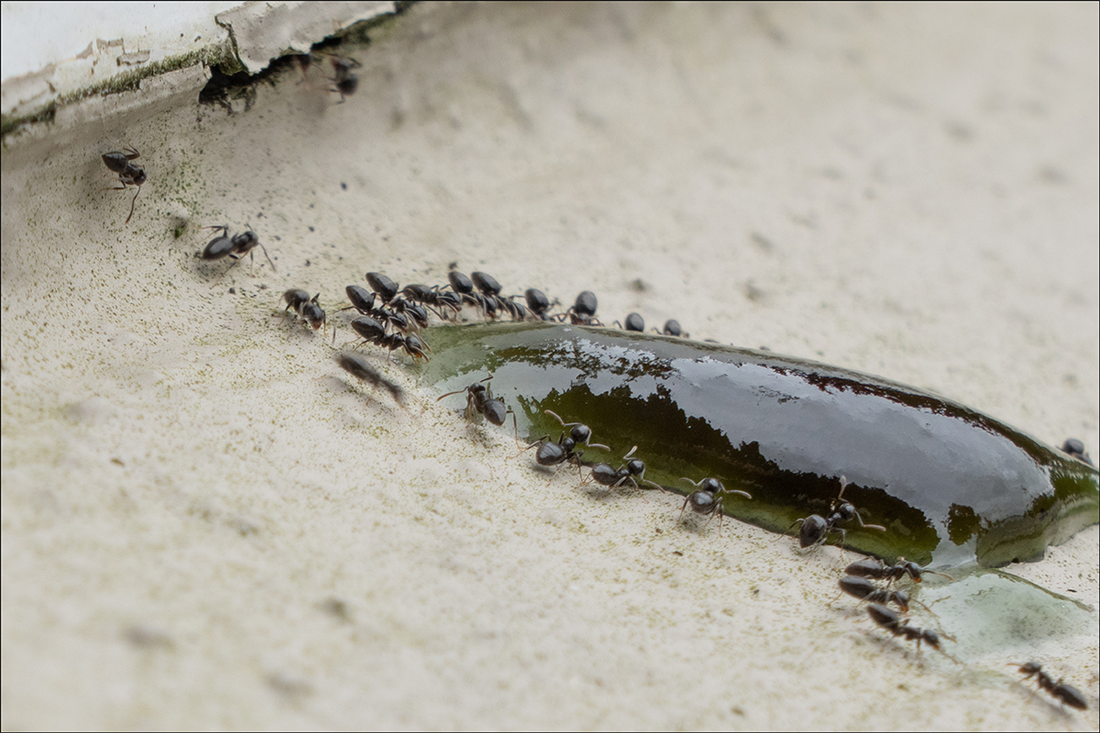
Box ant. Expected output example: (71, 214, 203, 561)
(519, 409, 608, 477)
(837, 575, 920, 613)
(201, 225, 275, 275)
(583, 446, 663, 494)
(329, 57, 360, 102)
(101, 146, 146, 224)
(789, 476, 885, 551)
(337, 352, 405, 404)
(282, 289, 330, 340)
(402, 283, 461, 321)
(865, 603, 949, 660)
(394, 299, 432, 330)
(471, 271, 522, 320)
(523, 288, 555, 320)
(678, 477, 751, 535)
(1010, 662, 1088, 711)
(618, 313, 645, 332)
(843, 557, 952, 585)
(365, 272, 400, 305)
(343, 285, 412, 333)
(437, 375, 518, 440)
(350, 316, 429, 361)
(656, 319, 687, 338)
(501, 297, 527, 321)
(362, 273, 431, 327)
(560, 291, 602, 326)
(1061, 438, 1093, 466)
(446, 271, 482, 309)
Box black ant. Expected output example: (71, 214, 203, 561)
(678, 477, 751, 535)
(101, 146, 146, 224)
(615, 313, 645, 332)
(471, 271, 521, 320)
(337, 352, 405, 404)
(865, 603, 949, 660)
(1010, 662, 1088, 710)
(837, 576, 918, 613)
(350, 316, 429, 361)
(523, 288, 555, 320)
(362, 273, 432, 327)
(365, 272, 400, 305)
(583, 446, 663, 494)
(519, 409, 609, 476)
(395, 299, 432, 330)
(201, 225, 275, 275)
(500, 297, 527, 321)
(843, 557, 952, 585)
(437, 376, 518, 440)
(402, 283, 461, 321)
(789, 476, 885, 550)
(656, 319, 687, 338)
(560, 291, 602, 326)
(1061, 438, 1093, 466)
(282, 289, 330, 340)
(342, 285, 412, 333)
(329, 57, 360, 102)
(446, 271, 482, 308)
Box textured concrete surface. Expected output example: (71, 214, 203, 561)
(2, 3, 1097, 729)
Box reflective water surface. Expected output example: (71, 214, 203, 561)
(420, 322, 1099, 568)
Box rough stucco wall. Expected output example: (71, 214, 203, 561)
(1, 3, 1098, 729)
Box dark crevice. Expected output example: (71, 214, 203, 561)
(199, 2, 415, 111)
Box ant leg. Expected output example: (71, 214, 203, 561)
(707, 510, 724, 537)
(615, 476, 649, 502)
(210, 254, 242, 287)
(507, 410, 520, 447)
(252, 244, 277, 275)
(785, 517, 805, 533)
(677, 495, 692, 524)
(512, 436, 548, 459)
(125, 186, 140, 224)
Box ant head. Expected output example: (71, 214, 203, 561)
(569, 424, 592, 445)
(303, 304, 326, 330)
(130, 168, 147, 186)
(625, 459, 645, 476)
(232, 230, 258, 250)
(902, 560, 923, 581)
(700, 477, 723, 494)
(835, 502, 856, 521)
